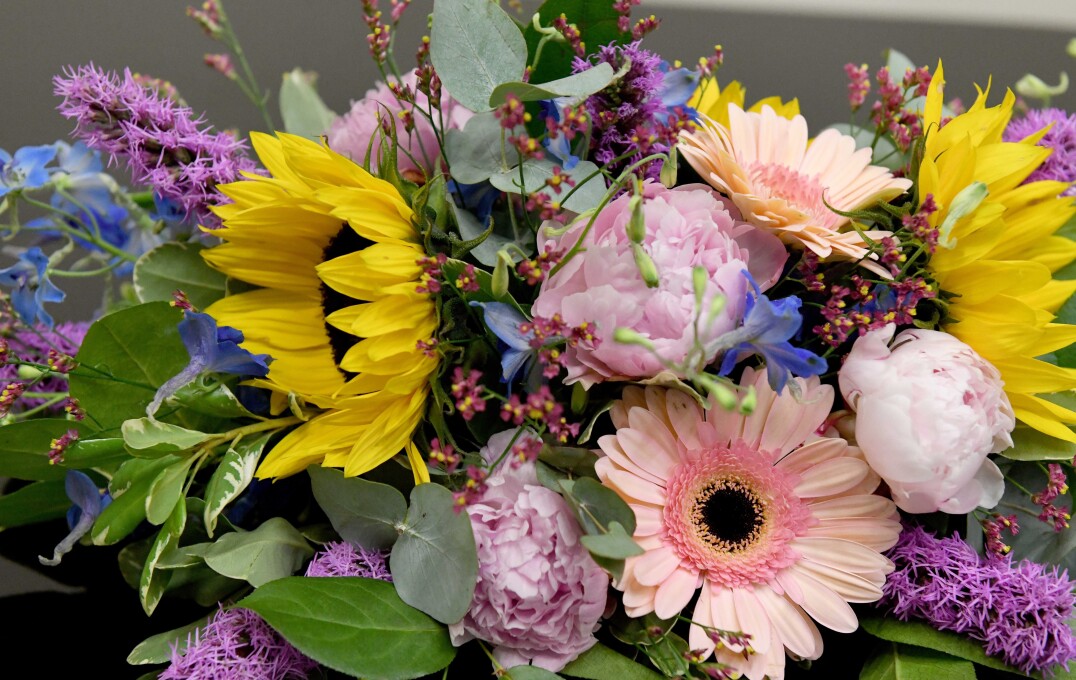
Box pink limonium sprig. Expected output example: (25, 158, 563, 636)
(53, 64, 259, 229)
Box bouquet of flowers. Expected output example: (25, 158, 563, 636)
(3, 0, 1076, 678)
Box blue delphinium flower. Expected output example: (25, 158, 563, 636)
(39, 470, 111, 566)
(540, 99, 581, 170)
(147, 311, 272, 417)
(717, 273, 827, 392)
(0, 144, 57, 197)
(471, 301, 535, 385)
(659, 61, 699, 112)
(0, 247, 65, 327)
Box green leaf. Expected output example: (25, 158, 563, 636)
(561, 642, 663, 680)
(452, 202, 513, 267)
(489, 159, 608, 213)
(579, 521, 644, 559)
(139, 498, 187, 615)
(430, 0, 527, 112)
(64, 437, 129, 468)
(860, 643, 976, 680)
(279, 68, 338, 139)
(240, 576, 455, 679)
(641, 632, 690, 678)
(203, 517, 313, 587)
(93, 455, 181, 545)
(308, 466, 407, 549)
(444, 112, 520, 184)
(1001, 425, 1076, 461)
(523, 0, 626, 86)
(507, 667, 564, 680)
(860, 616, 1030, 675)
(0, 479, 70, 529)
(69, 302, 188, 431)
(169, 377, 256, 419)
(489, 63, 616, 106)
(0, 419, 90, 481)
(204, 433, 271, 538)
(390, 482, 478, 624)
(133, 242, 228, 310)
(145, 456, 196, 526)
(127, 615, 212, 665)
(122, 418, 210, 455)
(567, 477, 637, 535)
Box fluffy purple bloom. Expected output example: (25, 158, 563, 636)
(160, 607, 318, 680)
(1003, 108, 1076, 197)
(305, 541, 391, 580)
(572, 41, 694, 180)
(53, 64, 258, 228)
(882, 525, 1076, 676)
(449, 429, 609, 672)
(0, 320, 87, 410)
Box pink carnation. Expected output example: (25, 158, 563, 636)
(326, 69, 471, 180)
(532, 183, 786, 387)
(449, 429, 609, 671)
(839, 325, 1015, 514)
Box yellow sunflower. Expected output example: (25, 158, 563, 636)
(920, 64, 1076, 442)
(689, 77, 799, 128)
(203, 132, 438, 478)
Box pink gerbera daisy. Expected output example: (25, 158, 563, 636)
(678, 105, 912, 277)
(595, 369, 901, 680)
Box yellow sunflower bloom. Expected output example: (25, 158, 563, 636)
(921, 64, 1076, 442)
(203, 132, 438, 478)
(689, 77, 799, 128)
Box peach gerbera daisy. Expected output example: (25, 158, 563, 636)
(678, 105, 912, 277)
(596, 369, 900, 680)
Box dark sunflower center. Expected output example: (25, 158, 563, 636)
(321, 222, 373, 378)
(692, 478, 764, 552)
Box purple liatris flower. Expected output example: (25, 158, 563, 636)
(53, 64, 259, 228)
(572, 41, 695, 180)
(160, 607, 318, 680)
(1003, 108, 1076, 197)
(305, 541, 392, 580)
(449, 428, 609, 672)
(882, 525, 1076, 676)
(0, 320, 87, 411)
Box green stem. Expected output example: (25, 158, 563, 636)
(12, 394, 67, 421)
(214, 0, 275, 131)
(19, 195, 138, 263)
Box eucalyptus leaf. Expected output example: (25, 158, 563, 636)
(860, 615, 1031, 675)
(430, 0, 527, 112)
(0, 418, 90, 481)
(507, 667, 564, 680)
(203, 517, 313, 587)
(145, 456, 196, 526)
(489, 63, 616, 106)
(996, 460, 1076, 572)
(122, 418, 210, 455)
(568, 477, 637, 535)
(391, 482, 478, 624)
(561, 642, 663, 680)
(128, 614, 212, 665)
(279, 68, 338, 139)
(489, 158, 607, 213)
(1001, 426, 1076, 461)
(308, 466, 407, 549)
(204, 433, 271, 538)
(579, 521, 644, 559)
(133, 242, 228, 310)
(451, 202, 513, 267)
(139, 498, 187, 615)
(860, 642, 976, 680)
(240, 576, 455, 679)
(0, 479, 70, 528)
(445, 112, 519, 184)
(69, 302, 189, 431)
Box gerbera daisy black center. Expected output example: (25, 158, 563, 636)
(320, 222, 373, 377)
(692, 478, 765, 552)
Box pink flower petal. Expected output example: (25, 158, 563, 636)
(634, 546, 683, 587)
(753, 585, 823, 659)
(776, 569, 858, 634)
(793, 458, 870, 498)
(654, 567, 700, 619)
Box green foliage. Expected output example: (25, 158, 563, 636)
(93, 455, 182, 545)
(390, 483, 479, 625)
(0, 418, 91, 481)
(169, 377, 257, 419)
(1000, 425, 1076, 461)
(203, 433, 271, 537)
(133, 242, 228, 310)
(489, 63, 616, 106)
(640, 632, 690, 677)
(430, 0, 527, 112)
(579, 521, 644, 559)
(0, 479, 70, 528)
(523, 0, 627, 85)
(507, 667, 564, 680)
(558, 476, 640, 579)
(145, 455, 196, 525)
(127, 615, 212, 665)
(279, 68, 338, 139)
(240, 577, 456, 679)
(995, 460, 1076, 573)
(121, 418, 210, 456)
(560, 642, 663, 680)
(140, 498, 187, 615)
(203, 517, 313, 587)
(860, 643, 976, 680)
(489, 158, 608, 213)
(308, 466, 407, 549)
(860, 615, 1030, 675)
(444, 112, 520, 184)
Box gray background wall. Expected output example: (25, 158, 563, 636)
(0, 0, 1074, 606)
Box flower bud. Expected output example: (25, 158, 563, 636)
(631, 243, 660, 288)
(492, 251, 512, 299)
(659, 148, 678, 188)
(1015, 72, 1069, 101)
(626, 195, 646, 243)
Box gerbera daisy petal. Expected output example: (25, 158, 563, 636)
(792, 458, 870, 498)
(753, 586, 823, 659)
(776, 569, 858, 634)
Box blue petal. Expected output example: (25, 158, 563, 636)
(179, 312, 270, 377)
(660, 66, 700, 109)
(40, 470, 105, 566)
(471, 301, 534, 351)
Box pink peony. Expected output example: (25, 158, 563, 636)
(839, 325, 1015, 514)
(532, 183, 786, 388)
(449, 429, 609, 671)
(326, 69, 471, 181)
